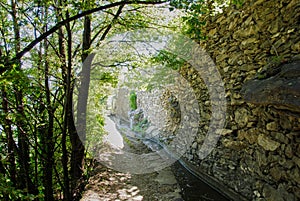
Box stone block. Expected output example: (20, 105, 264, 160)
(257, 134, 280, 151)
(285, 144, 293, 158)
(273, 132, 289, 144)
(290, 167, 300, 184)
(241, 60, 300, 115)
(279, 117, 292, 130)
(216, 128, 233, 136)
(262, 184, 284, 201)
(270, 166, 282, 181)
(234, 107, 249, 128)
(293, 156, 300, 168)
(238, 128, 259, 144)
(266, 121, 278, 131)
(222, 139, 246, 151)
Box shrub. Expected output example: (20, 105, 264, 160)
(129, 91, 137, 110)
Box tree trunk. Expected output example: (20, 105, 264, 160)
(77, 15, 92, 147)
(58, 24, 72, 201)
(1, 88, 17, 185)
(74, 6, 124, 197)
(43, 25, 55, 201)
(76, 3, 124, 156)
(64, 11, 85, 198)
(10, 0, 37, 195)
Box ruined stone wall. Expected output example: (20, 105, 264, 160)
(186, 0, 300, 200)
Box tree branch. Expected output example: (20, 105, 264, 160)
(95, 3, 125, 46)
(1, 0, 166, 75)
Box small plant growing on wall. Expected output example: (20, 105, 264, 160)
(133, 118, 150, 134)
(129, 90, 137, 110)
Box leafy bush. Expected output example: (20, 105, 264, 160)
(129, 91, 137, 110)
(152, 50, 185, 70)
(170, 0, 244, 40)
(0, 175, 41, 200)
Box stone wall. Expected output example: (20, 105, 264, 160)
(185, 0, 300, 200)
(114, 88, 131, 122)
(137, 89, 167, 131)
(137, 76, 200, 143)
(115, 1, 300, 200)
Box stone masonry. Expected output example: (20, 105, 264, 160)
(189, 0, 300, 200)
(114, 0, 300, 200)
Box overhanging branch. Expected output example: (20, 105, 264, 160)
(1, 0, 167, 75)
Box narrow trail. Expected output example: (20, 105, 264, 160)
(81, 115, 233, 201)
(80, 164, 182, 201)
(80, 116, 183, 201)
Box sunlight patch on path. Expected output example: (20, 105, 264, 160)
(103, 116, 124, 149)
(80, 166, 144, 201)
(80, 190, 100, 201)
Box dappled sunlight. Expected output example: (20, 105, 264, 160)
(80, 166, 145, 201)
(80, 190, 100, 201)
(117, 187, 143, 200)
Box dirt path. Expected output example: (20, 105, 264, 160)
(81, 117, 183, 201)
(80, 165, 182, 201)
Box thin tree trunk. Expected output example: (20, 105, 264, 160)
(76, 14, 92, 148)
(54, 0, 72, 199)
(64, 11, 85, 197)
(0, 51, 16, 186)
(58, 23, 72, 201)
(43, 21, 55, 201)
(74, 6, 124, 197)
(1, 88, 17, 185)
(0, 155, 9, 200)
(76, 3, 124, 157)
(10, 0, 37, 195)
